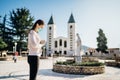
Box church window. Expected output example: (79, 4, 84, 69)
(49, 27, 51, 30)
(64, 51, 67, 55)
(55, 51, 57, 54)
(90, 52, 93, 56)
(70, 25, 72, 28)
(59, 39, 62, 46)
(64, 41, 67, 47)
(85, 52, 88, 55)
(55, 41, 57, 48)
(59, 51, 62, 54)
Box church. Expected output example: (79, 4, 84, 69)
(47, 14, 76, 56)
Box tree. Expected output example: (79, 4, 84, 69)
(0, 15, 15, 51)
(9, 7, 34, 41)
(96, 29, 108, 53)
(9, 7, 34, 51)
(0, 16, 2, 35)
(0, 38, 7, 50)
(1, 15, 7, 41)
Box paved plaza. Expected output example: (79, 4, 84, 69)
(0, 57, 120, 80)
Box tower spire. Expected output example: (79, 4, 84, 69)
(68, 13, 75, 23)
(48, 15, 54, 25)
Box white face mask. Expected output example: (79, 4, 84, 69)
(38, 28, 43, 32)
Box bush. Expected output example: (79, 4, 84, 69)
(56, 61, 104, 66)
(56, 61, 74, 65)
(74, 62, 104, 66)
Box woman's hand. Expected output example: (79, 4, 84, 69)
(40, 40, 45, 44)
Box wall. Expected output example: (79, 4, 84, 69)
(53, 64, 105, 74)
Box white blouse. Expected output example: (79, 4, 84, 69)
(28, 30, 42, 57)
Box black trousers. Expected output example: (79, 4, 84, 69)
(28, 56, 39, 80)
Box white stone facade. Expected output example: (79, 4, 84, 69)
(47, 14, 76, 56)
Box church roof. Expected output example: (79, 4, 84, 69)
(68, 13, 75, 23)
(48, 15, 54, 25)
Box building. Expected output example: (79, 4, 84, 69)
(107, 48, 120, 58)
(47, 14, 76, 56)
(86, 48, 120, 58)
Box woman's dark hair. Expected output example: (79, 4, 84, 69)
(31, 19, 44, 30)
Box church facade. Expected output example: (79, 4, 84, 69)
(47, 14, 76, 56)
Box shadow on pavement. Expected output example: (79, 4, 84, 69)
(0, 74, 29, 80)
(38, 69, 91, 79)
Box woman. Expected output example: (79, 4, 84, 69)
(28, 19, 45, 80)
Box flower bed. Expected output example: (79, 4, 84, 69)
(53, 61, 105, 75)
(105, 62, 120, 68)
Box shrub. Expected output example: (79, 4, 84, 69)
(56, 61, 104, 66)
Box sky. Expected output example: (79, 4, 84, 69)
(0, 0, 120, 48)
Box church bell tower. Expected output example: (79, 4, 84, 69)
(68, 13, 76, 56)
(47, 15, 56, 56)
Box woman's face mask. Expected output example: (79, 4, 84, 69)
(38, 28, 43, 32)
(37, 24, 44, 32)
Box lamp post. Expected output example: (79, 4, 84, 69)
(13, 46, 15, 53)
(14, 42, 17, 52)
(43, 47, 45, 57)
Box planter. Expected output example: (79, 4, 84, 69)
(105, 62, 120, 68)
(0, 57, 7, 61)
(53, 64, 105, 75)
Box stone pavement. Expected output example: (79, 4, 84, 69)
(0, 57, 120, 80)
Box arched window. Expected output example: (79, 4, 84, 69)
(59, 51, 62, 55)
(90, 52, 93, 56)
(64, 51, 67, 55)
(54, 51, 57, 54)
(59, 39, 62, 46)
(70, 25, 72, 28)
(85, 52, 88, 55)
(64, 41, 67, 47)
(49, 27, 51, 30)
(55, 41, 57, 48)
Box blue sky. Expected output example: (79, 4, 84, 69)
(0, 0, 120, 48)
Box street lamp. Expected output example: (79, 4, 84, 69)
(13, 46, 15, 53)
(43, 47, 46, 57)
(14, 42, 17, 52)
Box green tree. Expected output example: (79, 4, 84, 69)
(0, 15, 15, 51)
(9, 7, 34, 51)
(0, 16, 2, 34)
(96, 29, 108, 53)
(9, 7, 34, 41)
(0, 38, 7, 50)
(0, 15, 2, 35)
